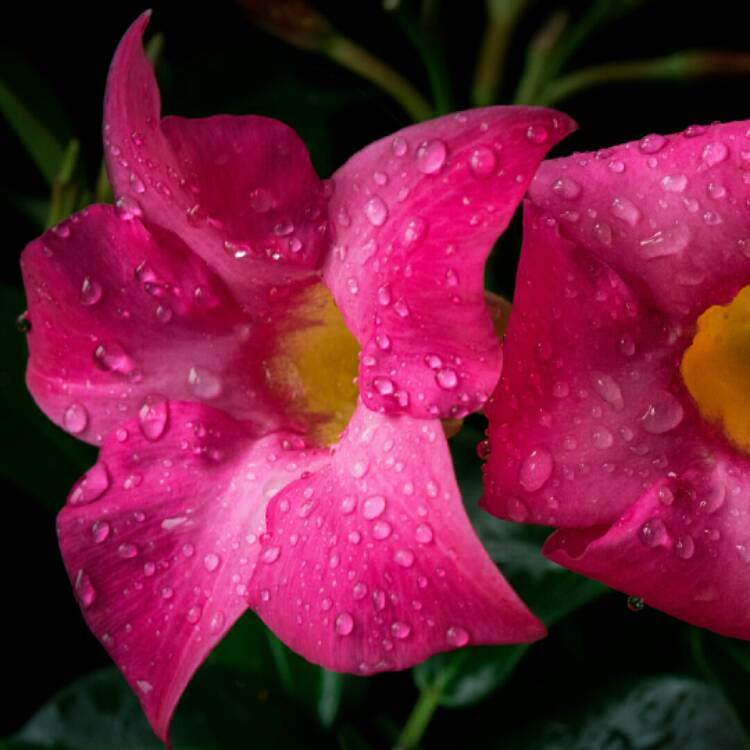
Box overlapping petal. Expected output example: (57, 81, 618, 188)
(527, 119, 750, 320)
(325, 107, 576, 420)
(484, 120, 750, 639)
(21, 205, 309, 443)
(59, 400, 543, 740)
(104, 12, 328, 297)
(250, 401, 544, 674)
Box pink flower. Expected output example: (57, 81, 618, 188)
(483, 120, 750, 640)
(20, 12, 575, 742)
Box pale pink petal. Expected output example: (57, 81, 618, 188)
(57, 401, 328, 741)
(21, 205, 305, 444)
(324, 107, 576, 420)
(249, 401, 545, 673)
(104, 12, 327, 296)
(528, 119, 750, 320)
(483, 205, 707, 527)
(544, 460, 750, 639)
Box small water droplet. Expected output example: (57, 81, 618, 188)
(552, 176, 582, 199)
(446, 625, 469, 646)
(639, 134, 666, 154)
(476, 439, 491, 460)
(392, 136, 407, 157)
(364, 196, 388, 226)
(627, 595, 645, 611)
(675, 534, 695, 560)
(117, 543, 139, 559)
(638, 224, 691, 258)
(391, 621, 412, 639)
(91, 520, 111, 544)
(394, 548, 415, 567)
(611, 197, 641, 226)
(262, 546, 281, 564)
(639, 517, 668, 547)
(661, 174, 688, 192)
(372, 520, 392, 540)
(702, 142, 728, 166)
(435, 368, 458, 389)
(415, 523, 434, 543)
(74, 569, 96, 607)
(592, 373, 624, 411)
(641, 392, 684, 433)
(469, 146, 496, 177)
(187, 366, 223, 400)
(138, 395, 169, 441)
(203, 553, 221, 572)
(80, 277, 103, 306)
(68, 463, 110, 505)
(526, 125, 549, 144)
(373, 377, 395, 396)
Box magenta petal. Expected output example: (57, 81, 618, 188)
(57, 401, 327, 741)
(104, 13, 327, 294)
(483, 204, 703, 527)
(544, 466, 750, 639)
(21, 204, 296, 443)
(324, 107, 576, 420)
(528, 119, 750, 320)
(249, 401, 545, 674)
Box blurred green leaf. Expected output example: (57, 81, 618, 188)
(4, 665, 326, 750)
(208, 611, 360, 729)
(0, 285, 96, 511)
(504, 676, 750, 750)
(0, 78, 66, 186)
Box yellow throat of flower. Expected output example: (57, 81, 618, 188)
(265, 283, 360, 447)
(681, 285, 750, 453)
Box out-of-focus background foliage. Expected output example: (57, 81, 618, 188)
(1, 2, 749, 748)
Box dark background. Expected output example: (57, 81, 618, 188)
(2, 2, 749, 748)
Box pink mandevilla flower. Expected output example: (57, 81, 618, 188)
(483, 120, 750, 640)
(20, 12, 575, 741)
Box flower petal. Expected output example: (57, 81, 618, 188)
(544, 463, 750, 640)
(528, 119, 750, 320)
(249, 400, 545, 674)
(57, 401, 328, 741)
(483, 205, 703, 527)
(21, 204, 304, 444)
(104, 12, 327, 295)
(324, 107, 576, 420)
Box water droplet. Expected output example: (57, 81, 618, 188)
(639, 517, 668, 547)
(249, 187, 274, 212)
(415, 523, 434, 543)
(15, 311, 31, 334)
(446, 625, 469, 647)
(262, 546, 281, 564)
(661, 174, 687, 192)
(675, 534, 695, 560)
(592, 373, 624, 411)
(552, 177, 582, 199)
(138, 395, 169, 441)
(518, 449, 553, 492)
(63, 403, 89, 434)
(209, 610, 226, 633)
(638, 224, 691, 258)
(364, 196, 388, 226)
(273, 220, 294, 237)
(373, 377, 395, 396)
(187, 604, 203, 624)
(351, 461, 369, 479)
(372, 520, 392, 540)
(74, 569, 96, 607)
(335, 612, 354, 635)
(117, 543, 139, 559)
(476, 439, 491, 461)
(391, 621, 412, 639)
(618, 334, 636, 356)
(469, 146, 496, 177)
(93, 340, 136, 377)
(591, 426, 614, 449)
(402, 217, 427, 246)
(639, 134, 666, 154)
(435, 368, 458, 389)
(416, 139, 448, 174)
(392, 136, 407, 157)
(608, 160, 625, 173)
(363, 497, 386, 522)
(394, 548, 415, 567)
(80, 277, 103, 306)
(187, 366, 223, 400)
(627, 595, 645, 611)
(594, 222, 613, 245)
(526, 125, 549, 144)
(377, 284, 392, 306)
(610, 197, 641, 226)
(129, 173, 146, 193)
(203, 553, 220, 572)
(91, 520, 111, 544)
(640, 392, 684, 433)
(702, 142, 728, 166)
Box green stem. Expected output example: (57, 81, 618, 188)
(390, 3, 453, 115)
(471, 0, 528, 106)
(324, 34, 433, 122)
(536, 50, 750, 106)
(45, 138, 80, 228)
(512, 10, 568, 104)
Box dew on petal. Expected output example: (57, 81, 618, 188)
(63, 403, 89, 434)
(446, 625, 469, 646)
(640, 392, 684, 434)
(518, 449, 553, 491)
(335, 612, 354, 636)
(416, 139, 447, 174)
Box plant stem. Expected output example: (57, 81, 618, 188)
(324, 35, 433, 122)
(536, 50, 750, 106)
(472, 0, 528, 106)
(395, 684, 443, 750)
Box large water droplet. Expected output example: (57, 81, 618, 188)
(446, 625, 469, 647)
(640, 392, 684, 433)
(138, 395, 169, 441)
(435, 368, 458, 390)
(63, 403, 89, 434)
(80, 277, 103, 306)
(68, 462, 110, 505)
(592, 373, 624, 411)
(391, 621, 412, 639)
(661, 174, 688, 193)
(639, 134, 666, 154)
(91, 520, 111, 544)
(187, 366, 223, 400)
(365, 196, 388, 226)
(702, 142, 728, 166)
(552, 177, 582, 199)
(518, 449, 553, 491)
(362, 495, 386, 520)
(638, 224, 691, 258)
(335, 612, 354, 636)
(93, 341, 136, 377)
(117, 543, 139, 559)
(203, 553, 221, 572)
(394, 548, 415, 567)
(675, 534, 695, 560)
(415, 523, 434, 544)
(610, 197, 641, 226)
(416, 139, 447, 174)
(469, 146, 496, 177)
(639, 517, 668, 547)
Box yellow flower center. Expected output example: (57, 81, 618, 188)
(264, 283, 360, 446)
(681, 285, 750, 452)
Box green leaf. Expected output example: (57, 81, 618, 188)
(0, 285, 96, 511)
(505, 676, 750, 750)
(0, 78, 65, 186)
(5, 665, 327, 750)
